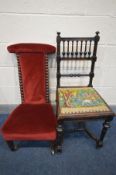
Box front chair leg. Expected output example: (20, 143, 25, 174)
(96, 117, 113, 148)
(6, 141, 18, 151)
(56, 122, 64, 153)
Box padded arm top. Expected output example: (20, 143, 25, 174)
(7, 43, 56, 54)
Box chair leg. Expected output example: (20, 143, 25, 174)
(51, 141, 57, 155)
(56, 122, 64, 153)
(6, 141, 18, 151)
(96, 117, 113, 148)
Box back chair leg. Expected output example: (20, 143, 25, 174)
(6, 141, 18, 151)
(96, 117, 113, 148)
(51, 140, 57, 155)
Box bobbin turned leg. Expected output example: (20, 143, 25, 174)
(56, 121, 64, 153)
(96, 117, 113, 148)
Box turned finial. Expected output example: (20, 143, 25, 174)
(95, 31, 100, 41)
(57, 32, 61, 37)
(96, 31, 100, 36)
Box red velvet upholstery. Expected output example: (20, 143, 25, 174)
(1, 104, 56, 140)
(19, 53, 46, 103)
(1, 43, 57, 143)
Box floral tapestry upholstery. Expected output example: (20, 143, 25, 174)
(58, 87, 110, 117)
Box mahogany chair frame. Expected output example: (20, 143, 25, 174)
(56, 32, 115, 152)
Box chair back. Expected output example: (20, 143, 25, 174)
(56, 32, 100, 88)
(7, 43, 56, 104)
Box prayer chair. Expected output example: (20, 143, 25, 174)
(56, 32, 115, 152)
(1, 43, 57, 154)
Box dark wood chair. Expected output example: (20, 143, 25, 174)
(56, 32, 115, 152)
(1, 43, 57, 154)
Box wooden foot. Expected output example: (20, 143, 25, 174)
(96, 140, 103, 148)
(51, 141, 57, 155)
(6, 141, 18, 151)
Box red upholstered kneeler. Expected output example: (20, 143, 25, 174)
(1, 43, 57, 153)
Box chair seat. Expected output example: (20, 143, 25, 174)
(58, 87, 113, 120)
(1, 103, 57, 141)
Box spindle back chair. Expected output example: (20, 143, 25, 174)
(56, 32, 115, 152)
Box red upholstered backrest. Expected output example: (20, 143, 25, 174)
(18, 53, 46, 104)
(7, 43, 56, 104)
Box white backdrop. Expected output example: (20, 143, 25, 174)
(0, 0, 116, 105)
